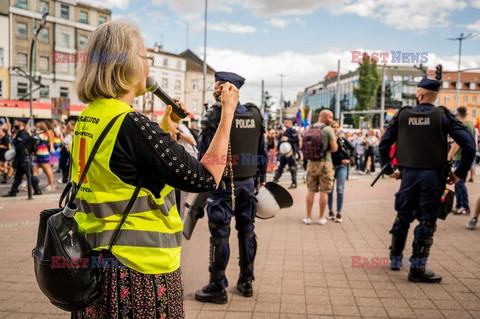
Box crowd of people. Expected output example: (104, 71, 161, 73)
(4, 19, 477, 319)
(0, 118, 75, 197)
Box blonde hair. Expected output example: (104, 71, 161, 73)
(76, 20, 144, 103)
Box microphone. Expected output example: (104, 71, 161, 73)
(146, 76, 187, 119)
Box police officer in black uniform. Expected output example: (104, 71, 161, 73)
(3, 119, 42, 197)
(379, 78, 475, 283)
(195, 72, 267, 304)
(273, 119, 299, 189)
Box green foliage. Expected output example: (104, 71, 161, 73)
(262, 91, 275, 129)
(354, 53, 382, 111)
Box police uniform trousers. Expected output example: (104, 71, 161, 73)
(10, 157, 40, 194)
(206, 177, 257, 289)
(390, 168, 444, 267)
(273, 154, 297, 183)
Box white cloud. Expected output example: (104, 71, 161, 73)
(266, 18, 290, 29)
(472, 0, 480, 8)
(200, 47, 480, 106)
(143, 0, 468, 31)
(467, 20, 480, 32)
(208, 22, 256, 34)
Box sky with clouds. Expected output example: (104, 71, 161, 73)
(84, 0, 480, 106)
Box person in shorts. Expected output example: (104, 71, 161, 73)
(304, 110, 338, 225)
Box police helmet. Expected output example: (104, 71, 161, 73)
(5, 148, 15, 161)
(255, 182, 293, 219)
(278, 141, 293, 158)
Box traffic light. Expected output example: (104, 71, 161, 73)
(435, 64, 443, 81)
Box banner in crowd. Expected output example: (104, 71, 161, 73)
(51, 97, 71, 120)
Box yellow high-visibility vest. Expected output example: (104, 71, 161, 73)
(72, 97, 182, 274)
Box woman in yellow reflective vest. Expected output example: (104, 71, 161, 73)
(71, 20, 238, 319)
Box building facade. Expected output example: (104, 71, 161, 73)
(429, 70, 480, 124)
(7, 0, 110, 115)
(179, 49, 216, 121)
(0, 1, 10, 100)
(133, 44, 187, 119)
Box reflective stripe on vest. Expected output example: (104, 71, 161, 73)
(74, 190, 176, 218)
(87, 229, 182, 248)
(72, 98, 183, 275)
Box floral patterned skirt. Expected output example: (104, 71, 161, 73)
(72, 251, 184, 319)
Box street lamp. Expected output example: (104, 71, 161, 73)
(29, 8, 49, 128)
(447, 33, 475, 112)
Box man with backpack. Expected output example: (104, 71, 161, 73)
(302, 110, 338, 225)
(2, 119, 42, 197)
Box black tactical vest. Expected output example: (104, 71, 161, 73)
(229, 104, 263, 178)
(396, 107, 447, 169)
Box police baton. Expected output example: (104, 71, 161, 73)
(370, 157, 394, 187)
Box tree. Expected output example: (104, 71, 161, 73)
(262, 91, 275, 129)
(354, 53, 382, 111)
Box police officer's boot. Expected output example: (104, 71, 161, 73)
(195, 236, 229, 304)
(288, 167, 297, 189)
(389, 229, 408, 271)
(237, 231, 256, 297)
(408, 221, 442, 283)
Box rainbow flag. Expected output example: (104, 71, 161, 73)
(385, 108, 395, 122)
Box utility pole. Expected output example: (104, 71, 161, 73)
(277, 73, 285, 125)
(201, 0, 208, 114)
(380, 64, 386, 129)
(27, 8, 48, 200)
(335, 59, 341, 120)
(447, 33, 474, 112)
(260, 80, 264, 113)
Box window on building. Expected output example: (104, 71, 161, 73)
(474, 96, 478, 103)
(39, 0, 48, 13)
(17, 23, 27, 38)
(60, 4, 69, 19)
(0, 80, 3, 98)
(57, 59, 68, 73)
(39, 28, 49, 42)
(174, 80, 181, 90)
(470, 82, 477, 90)
(193, 99, 198, 112)
(444, 95, 450, 104)
(162, 78, 168, 89)
(192, 80, 199, 91)
(79, 35, 87, 47)
(18, 82, 28, 96)
(79, 11, 88, 24)
(17, 53, 27, 68)
(163, 58, 168, 67)
(61, 33, 70, 48)
(99, 16, 106, 25)
(0, 48, 3, 67)
(473, 109, 478, 118)
(176, 60, 181, 69)
(40, 85, 49, 99)
(464, 95, 468, 103)
(60, 87, 69, 97)
(39, 56, 49, 71)
(16, 0, 28, 10)
(442, 81, 449, 89)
